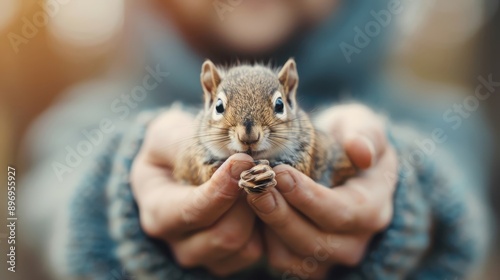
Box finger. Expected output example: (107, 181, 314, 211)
(204, 229, 263, 277)
(133, 153, 254, 238)
(171, 197, 256, 267)
(344, 135, 378, 170)
(177, 153, 254, 229)
(247, 188, 369, 265)
(272, 148, 397, 233)
(316, 104, 387, 169)
(265, 228, 302, 270)
(265, 228, 331, 280)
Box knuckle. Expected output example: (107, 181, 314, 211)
(334, 186, 372, 230)
(342, 253, 364, 267)
(350, 185, 370, 205)
(240, 243, 263, 263)
(139, 208, 164, 238)
(369, 205, 392, 232)
(140, 220, 161, 239)
(335, 205, 356, 230)
(341, 245, 365, 266)
(175, 252, 199, 268)
(210, 229, 248, 253)
(178, 206, 206, 228)
(139, 199, 180, 240)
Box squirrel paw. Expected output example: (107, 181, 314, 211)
(238, 160, 277, 194)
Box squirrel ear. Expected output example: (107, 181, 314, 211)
(201, 60, 222, 104)
(278, 58, 298, 101)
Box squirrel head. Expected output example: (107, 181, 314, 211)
(199, 58, 307, 159)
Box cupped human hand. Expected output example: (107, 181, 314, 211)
(247, 104, 398, 279)
(130, 108, 262, 277)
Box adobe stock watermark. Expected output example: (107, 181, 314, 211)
(51, 65, 169, 182)
(213, 0, 243, 21)
(340, 0, 404, 63)
(7, 0, 73, 54)
(384, 74, 499, 184)
(282, 235, 341, 280)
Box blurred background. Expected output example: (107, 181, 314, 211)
(0, 0, 499, 279)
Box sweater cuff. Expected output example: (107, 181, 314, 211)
(334, 124, 432, 279)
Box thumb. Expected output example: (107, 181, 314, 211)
(344, 131, 385, 169)
(181, 153, 254, 227)
(199, 153, 255, 199)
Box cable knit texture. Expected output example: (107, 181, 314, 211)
(66, 110, 488, 280)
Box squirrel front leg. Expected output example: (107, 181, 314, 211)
(197, 160, 225, 184)
(173, 148, 224, 186)
(330, 141, 357, 186)
(314, 131, 357, 187)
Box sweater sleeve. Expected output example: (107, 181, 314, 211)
(334, 122, 490, 280)
(64, 110, 215, 280)
(340, 77, 493, 278)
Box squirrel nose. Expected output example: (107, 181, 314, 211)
(238, 133, 260, 145)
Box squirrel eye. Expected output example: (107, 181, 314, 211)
(215, 98, 225, 114)
(274, 97, 284, 114)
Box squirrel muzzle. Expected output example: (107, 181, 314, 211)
(235, 124, 262, 149)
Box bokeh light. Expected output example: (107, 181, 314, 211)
(0, 0, 21, 32)
(398, 0, 498, 49)
(47, 0, 124, 49)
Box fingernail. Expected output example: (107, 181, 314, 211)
(251, 192, 276, 214)
(275, 172, 295, 193)
(231, 160, 252, 179)
(359, 135, 376, 167)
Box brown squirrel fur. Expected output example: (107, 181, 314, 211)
(173, 59, 355, 192)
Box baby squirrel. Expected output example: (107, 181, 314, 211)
(173, 58, 356, 193)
